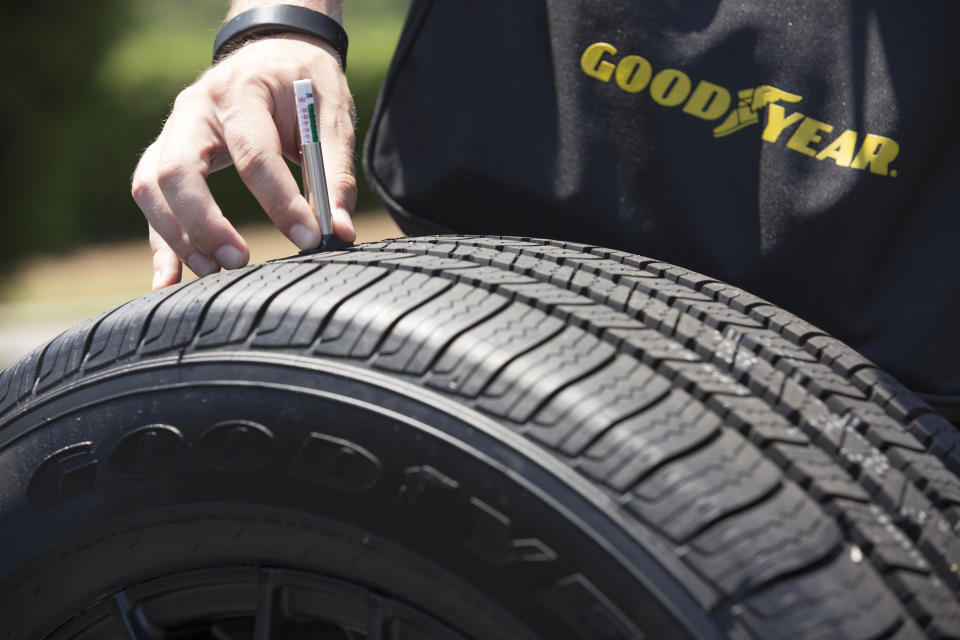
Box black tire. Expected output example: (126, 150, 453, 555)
(1, 235, 959, 639)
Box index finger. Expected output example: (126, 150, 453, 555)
(219, 95, 323, 251)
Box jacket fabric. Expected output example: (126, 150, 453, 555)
(364, 0, 960, 412)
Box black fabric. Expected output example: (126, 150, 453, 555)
(364, 0, 960, 410)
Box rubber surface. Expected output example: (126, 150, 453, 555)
(1, 235, 959, 638)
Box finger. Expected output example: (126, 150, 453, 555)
(133, 141, 220, 279)
(332, 206, 356, 243)
(149, 226, 183, 290)
(219, 94, 323, 250)
(156, 90, 250, 270)
(316, 90, 358, 242)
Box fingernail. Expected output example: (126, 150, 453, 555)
(152, 270, 163, 290)
(215, 245, 247, 270)
(334, 208, 356, 242)
(187, 251, 218, 277)
(290, 223, 320, 250)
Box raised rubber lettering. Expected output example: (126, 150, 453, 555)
(287, 433, 382, 490)
(196, 420, 274, 471)
(108, 424, 185, 477)
(28, 443, 98, 508)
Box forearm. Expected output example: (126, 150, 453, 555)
(227, 0, 343, 23)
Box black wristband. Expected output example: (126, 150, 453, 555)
(213, 4, 348, 69)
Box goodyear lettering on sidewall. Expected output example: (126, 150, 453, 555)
(580, 42, 900, 178)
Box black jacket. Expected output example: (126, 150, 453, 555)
(365, 0, 960, 413)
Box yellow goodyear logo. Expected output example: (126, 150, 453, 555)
(581, 42, 900, 177)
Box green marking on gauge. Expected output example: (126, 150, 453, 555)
(308, 103, 319, 143)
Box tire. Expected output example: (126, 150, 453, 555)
(0, 235, 958, 639)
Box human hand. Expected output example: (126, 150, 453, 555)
(132, 34, 357, 290)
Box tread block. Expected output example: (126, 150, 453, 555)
(567, 271, 637, 310)
(672, 299, 765, 329)
(627, 430, 782, 542)
(426, 304, 565, 397)
(739, 552, 910, 640)
(498, 282, 596, 307)
(369, 240, 458, 255)
(441, 265, 538, 288)
(477, 326, 616, 423)
(908, 413, 960, 478)
(887, 447, 960, 512)
(698, 283, 771, 313)
(86, 281, 193, 367)
(624, 289, 682, 331)
(195, 262, 321, 348)
(836, 400, 927, 453)
(748, 304, 827, 343)
(635, 280, 714, 304)
(252, 264, 387, 347)
(377, 254, 479, 274)
(839, 501, 931, 574)
(139, 271, 253, 356)
(606, 328, 700, 363)
(642, 262, 716, 289)
(314, 271, 451, 358)
(855, 367, 932, 421)
(529, 355, 671, 455)
(805, 334, 875, 376)
(326, 250, 419, 264)
(781, 361, 868, 401)
(686, 483, 843, 594)
(373, 285, 510, 375)
(568, 258, 657, 280)
(585, 246, 657, 270)
(895, 484, 960, 591)
(0, 346, 43, 415)
(510, 255, 577, 286)
(662, 361, 752, 397)
(443, 237, 540, 249)
(889, 572, 960, 638)
(770, 444, 871, 503)
(737, 328, 819, 367)
(448, 244, 508, 264)
(553, 304, 645, 331)
(708, 396, 810, 446)
(578, 391, 722, 491)
(512, 245, 603, 263)
(34, 309, 114, 392)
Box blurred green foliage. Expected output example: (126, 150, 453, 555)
(0, 0, 408, 271)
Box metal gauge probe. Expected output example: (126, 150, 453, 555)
(294, 79, 344, 251)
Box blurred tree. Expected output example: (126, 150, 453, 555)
(0, 2, 132, 268)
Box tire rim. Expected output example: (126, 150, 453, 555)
(48, 566, 467, 639)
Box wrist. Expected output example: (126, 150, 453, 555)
(213, 4, 348, 67)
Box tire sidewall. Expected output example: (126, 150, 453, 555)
(0, 355, 706, 639)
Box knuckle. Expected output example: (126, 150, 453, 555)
(231, 141, 271, 178)
(334, 172, 358, 193)
(333, 173, 359, 209)
(232, 145, 268, 178)
(172, 85, 199, 111)
(155, 159, 186, 191)
(130, 174, 154, 203)
(207, 80, 233, 109)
